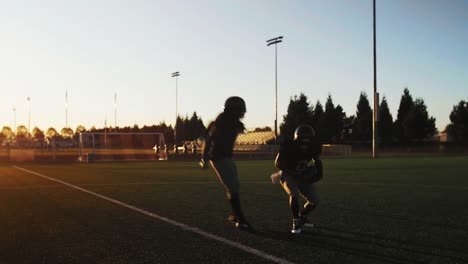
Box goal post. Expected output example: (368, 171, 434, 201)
(79, 132, 167, 162)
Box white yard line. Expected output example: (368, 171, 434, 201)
(13, 166, 294, 264)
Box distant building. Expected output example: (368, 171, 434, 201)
(433, 132, 453, 143)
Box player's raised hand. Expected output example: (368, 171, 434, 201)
(270, 171, 282, 184)
(199, 159, 207, 169)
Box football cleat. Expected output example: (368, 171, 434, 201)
(291, 219, 302, 234)
(300, 214, 314, 228)
(235, 220, 255, 232)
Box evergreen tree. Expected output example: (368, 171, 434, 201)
(312, 100, 323, 126)
(187, 112, 205, 140)
(446, 100, 468, 142)
(354, 92, 373, 142)
(323, 95, 336, 143)
(395, 88, 414, 143)
(322, 94, 346, 143)
(403, 98, 437, 142)
(342, 115, 355, 142)
(174, 112, 206, 144)
(378, 96, 394, 145)
(175, 115, 186, 145)
(280, 93, 313, 139)
(311, 100, 326, 142)
(335, 105, 346, 143)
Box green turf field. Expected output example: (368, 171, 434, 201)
(1, 156, 467, 263)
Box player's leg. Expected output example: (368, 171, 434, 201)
(298, 183, 320, 226)
(280, 173, 302, 234)
(210, 159, 253, 231)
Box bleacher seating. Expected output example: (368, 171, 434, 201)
(236, 131, 275, 145)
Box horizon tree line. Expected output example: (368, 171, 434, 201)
(1, 88, 468, 146)
(280, 88, 465, 145)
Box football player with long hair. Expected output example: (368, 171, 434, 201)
(199, 96, 254, 231)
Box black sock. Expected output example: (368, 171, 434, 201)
(290, 196, 300, 219)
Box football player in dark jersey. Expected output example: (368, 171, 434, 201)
(271, 124, 323, 234)
(200, 96, 253, 231)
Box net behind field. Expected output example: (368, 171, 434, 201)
(79, 132, 167, 161)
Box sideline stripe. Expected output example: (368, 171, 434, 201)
(0, 182, 271, 190)
(13, 166, 294, 264)
(77, 182, 219, 187)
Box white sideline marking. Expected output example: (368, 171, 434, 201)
(0, 181, 271, 190)
(13, 166, 294, 264)
(76, 181, 271, 187)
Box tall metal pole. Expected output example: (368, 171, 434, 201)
(275, 43, 278, 140)
(27, 97, 31, 137)
(372, 0, 378, 158)
(114, 92, 117, 131)
(175, 76, 178, 146)
(172, 72, 180, 145)
(13, 108, 16, 131)
(104, 114, 107, 146)
(267, 36, 283, 140)
(65, 91, 68, 128)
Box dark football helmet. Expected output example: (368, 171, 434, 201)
(294, 124, 315, 141)
(224, 96, 246, 118)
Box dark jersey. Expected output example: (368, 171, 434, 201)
(275, 137, 322, 181)
(203, 112, 245, 161)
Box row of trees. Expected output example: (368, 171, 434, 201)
(0, 112, 206, 147)
(1, 88, 467, 146)
(0, 125, 76, 146)
(280, 88, 466, 145)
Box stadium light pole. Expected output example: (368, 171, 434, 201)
(266, 36, 283, 141)
(65, 91, 68, 128)
(27, 97, 31, 137)
(114, 92, 117, 133)
(114, 92, 117, 132)
(172, 71, 180, 145)
(13, 107, 16, 131)
(372, 0, 379, 158)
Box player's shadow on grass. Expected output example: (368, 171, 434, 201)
(255, 226, 467, 264)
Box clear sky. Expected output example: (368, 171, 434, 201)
(1, 0, 466, 132)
